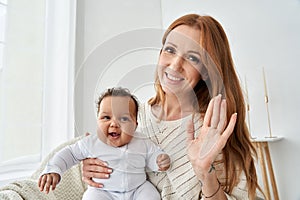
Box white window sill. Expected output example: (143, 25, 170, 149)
(0, 154, 40, 187)
(0, 169, 36, 187)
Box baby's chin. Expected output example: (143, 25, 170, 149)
(105, 133, 133, 147)
(107, 140, 126, 148)
(106, 137, 126, 147)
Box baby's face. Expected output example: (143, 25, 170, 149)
(97, 96, 138, 147)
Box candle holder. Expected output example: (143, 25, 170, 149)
(262, 67, 277, 138)
(264, 95, 276, 138)
(244, 76, 256, 139)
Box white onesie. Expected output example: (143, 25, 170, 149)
(42, 133, 164, 200)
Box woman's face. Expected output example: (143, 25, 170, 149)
(158, 25, 205, 96)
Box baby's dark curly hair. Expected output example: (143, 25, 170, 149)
(96, 87, 139, 119)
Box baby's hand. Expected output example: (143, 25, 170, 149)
(38, 173, 60, 194)
(157, 154, 171, 171)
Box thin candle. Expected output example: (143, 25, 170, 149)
(244, 76, 254, 138)
(262, 67, 275, 138)
(244, 75, 249, 107)
(262, 67, 268, 103)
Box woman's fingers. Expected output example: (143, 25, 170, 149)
(82, 158, 112, 177)
(82, 168, 111, 179)
(203, 94, 223, 128)
(217, 99, 227, 131)
(82, 176, 103, 188)
(186, 119, 195, 145)
(221, 113, 237, 141)
(210, 94, 222, 129)
(203, 96, 215, 127)
(82, 157, 107, 167)
(81, 158, 112, 188)
(216, 113, 237, 150)
(204, 95, 229, 132)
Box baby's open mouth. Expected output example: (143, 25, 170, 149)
(108, 132, 120, 138)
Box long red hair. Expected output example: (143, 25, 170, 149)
(149, 14, 263, 199)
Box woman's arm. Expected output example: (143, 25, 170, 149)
(186, 95, 237, 200)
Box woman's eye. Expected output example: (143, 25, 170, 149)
(163, 46, 176, 54)
(187, 55, 200, 64)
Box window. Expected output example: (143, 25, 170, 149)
(0, 0, 7, 71)
(0, 0, 76, 186)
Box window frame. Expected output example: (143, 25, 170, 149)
(0, 0, 76, 186)
(0, 0, 7, 71)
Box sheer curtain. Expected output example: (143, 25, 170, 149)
(0, 0, 76, 186)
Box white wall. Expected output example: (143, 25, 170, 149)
(160, 0, 300, 199)
(75, 0, 300, 199)
(74, 0, 163, 135)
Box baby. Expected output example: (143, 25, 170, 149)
(38, 87, 170, 200)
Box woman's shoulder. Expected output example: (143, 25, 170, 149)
(138, 102, 150, 112)
(138, 102, 151, 121)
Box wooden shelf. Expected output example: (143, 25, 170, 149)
(251, 136, 283, 143)
(251, 136, 283, 200)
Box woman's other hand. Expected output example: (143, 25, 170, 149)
(81, 158, 113, 188)
(81, 132, 112, 188)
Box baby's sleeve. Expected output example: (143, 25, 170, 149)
(41, 137, 90, 177)
(144, 139, 166, 172)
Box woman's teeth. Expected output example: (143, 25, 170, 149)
(166, 73, 183, 81)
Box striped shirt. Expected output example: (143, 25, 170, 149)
(138, 103, 250, 200)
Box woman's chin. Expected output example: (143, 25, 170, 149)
(162, 84, 192, 96)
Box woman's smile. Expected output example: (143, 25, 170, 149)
(165, 72, 184, 83)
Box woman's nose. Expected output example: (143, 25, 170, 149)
(169, 54, 184, 71)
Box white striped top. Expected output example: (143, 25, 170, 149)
(138, 103, 250, 200)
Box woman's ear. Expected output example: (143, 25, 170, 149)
(200, 66, 209, 81)
(201, 72, 209, 81)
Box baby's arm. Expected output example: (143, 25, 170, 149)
(38, 173, 60, 194)
(38, 137, 90, 193)
(156, 154, 170, 171)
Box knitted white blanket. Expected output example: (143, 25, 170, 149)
(0, 136, 87, 200)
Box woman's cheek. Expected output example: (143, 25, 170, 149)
(156, 64, 165, 81)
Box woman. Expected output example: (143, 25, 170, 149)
(82, 14, 263, 200)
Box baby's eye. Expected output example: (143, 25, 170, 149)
(163, 46, 176, 54)
(186, 54, 200, 65)
(120, 116, 130, 122)
(101, 116, 110, 120)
